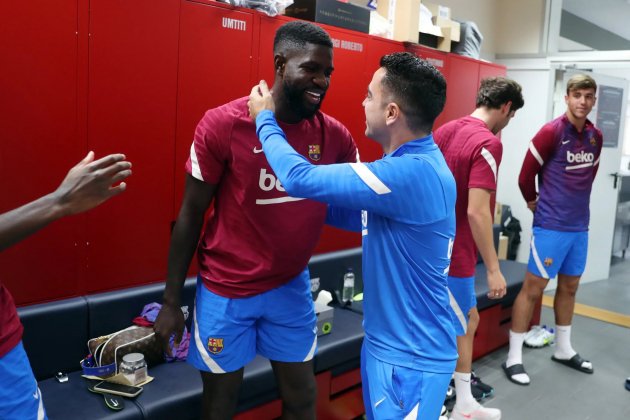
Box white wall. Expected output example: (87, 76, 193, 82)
(437, 0, 548, 59)
(496, 61, 553, 263)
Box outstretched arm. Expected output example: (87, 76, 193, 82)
(0, 151, 131, 252)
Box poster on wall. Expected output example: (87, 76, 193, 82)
(596, 85, 623, 148)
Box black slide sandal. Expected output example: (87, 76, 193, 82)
(502, 362, 530, 386)
(551, 354, 594, 374)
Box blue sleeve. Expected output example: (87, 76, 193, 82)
(326, 205, 362, 232)
(256, 110, 451, 224)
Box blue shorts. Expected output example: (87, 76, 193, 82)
(528, 227, 588, 279)
(361, 344, 451, 420)
(188, 269, 317, 373)
(0, 341, 47, 420)
(447, 276, 476, 336)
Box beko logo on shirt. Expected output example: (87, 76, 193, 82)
(222, 17, 246, 31)
(566, 150, 594, 163)
(259, 168, 285, 192)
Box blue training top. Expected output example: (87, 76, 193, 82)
(256, 110, 457, 373)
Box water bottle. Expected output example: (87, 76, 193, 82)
(342, 268, 355, 304)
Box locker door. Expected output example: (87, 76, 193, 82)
(443, 54, 480, 124)
(406, 45, 451, 129)
(175, 1, 256, 209)
(0, 0, 82, 304)
(85, 0, 180, 292)
(479, 62, 506, 80)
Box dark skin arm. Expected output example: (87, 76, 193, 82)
(154, 174, 216, 354)
(0, 152, 131, 252)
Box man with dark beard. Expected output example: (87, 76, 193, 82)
(153, 21, 357, 420)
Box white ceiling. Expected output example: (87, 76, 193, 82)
(562, 0, 630, 41)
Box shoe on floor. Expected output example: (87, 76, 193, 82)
(524, 325, 555, 348)
(502, 362, 530, 385)
(551, 353, 594, 374)
(449, 402, 501, 420)
(471, 370, 494, 396)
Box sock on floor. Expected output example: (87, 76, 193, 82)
(554, 324, 577, 359)
(453, 371, 477, 411)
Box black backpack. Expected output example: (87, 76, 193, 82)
(501, 206, 522, 260)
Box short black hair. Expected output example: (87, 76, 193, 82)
(379, 52, 446, 133)
(273, 21, 333, 54)
(476, 77, 524, 112)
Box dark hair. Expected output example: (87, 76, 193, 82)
(476, 77, 524, 112)
(273, 21, 333, 54)
(379, 52, 446, 133)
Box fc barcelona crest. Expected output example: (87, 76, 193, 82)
(207, 337, 224, 354)
(544, 257, 553, 267)
(308, 144, 321, 161)
(590, 137, 597, 146)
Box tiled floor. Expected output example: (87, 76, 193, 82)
(471, 256, 630, 419)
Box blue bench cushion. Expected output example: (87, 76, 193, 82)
(18, 297, 88, 380)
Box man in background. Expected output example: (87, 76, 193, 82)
(504, 74, 601, 385)
(434, 77, 524, 420)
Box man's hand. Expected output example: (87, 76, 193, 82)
(248, 80, 275, 120)
(526, 197, 538, 212)
(53, 151, 132, 216)
(486, 269, 507, 299)
(153, 303, 185, 357)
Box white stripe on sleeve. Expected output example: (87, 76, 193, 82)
(528, 142, 544, 166)
(349, 163, 392, 195)
(480, 147, 498, 183)
(190, 142, 203, 181)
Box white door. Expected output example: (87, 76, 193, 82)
(552, 69, 628, 283)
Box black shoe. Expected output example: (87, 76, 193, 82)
(471, 370, 495, 397)
(450, 376, 487, 401)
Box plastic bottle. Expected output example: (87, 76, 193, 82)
(342, 268, 355, 304)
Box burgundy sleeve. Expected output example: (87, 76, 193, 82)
(518, 124, 556, 202)
(184, 109, 230, 184)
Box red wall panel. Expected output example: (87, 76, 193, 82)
(479, 62, 507, 80)
(0, 0, 82, 304)
(443, 54, 480, 124)
(175, 1, 257, 211)
(84, 0, 180, 292)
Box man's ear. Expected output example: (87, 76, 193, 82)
(385, 102, 401, 126)
(274, 54, 286, 75)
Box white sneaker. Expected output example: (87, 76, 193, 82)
(524, 325, 554, 348)
(449, 403, 501, 420)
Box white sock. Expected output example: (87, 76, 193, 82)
(506, 330, 525, 367)
(506, 330, 530, 384)
(554, 324, 577, 359)
(453, 372, 477, 411)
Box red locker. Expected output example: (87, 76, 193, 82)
(443, 54, 480, 124)
(0, 0, 82, 304)
(479, 62, 506, 80)
(175, 1, 257, 211)
(84, 0, 180, 292)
